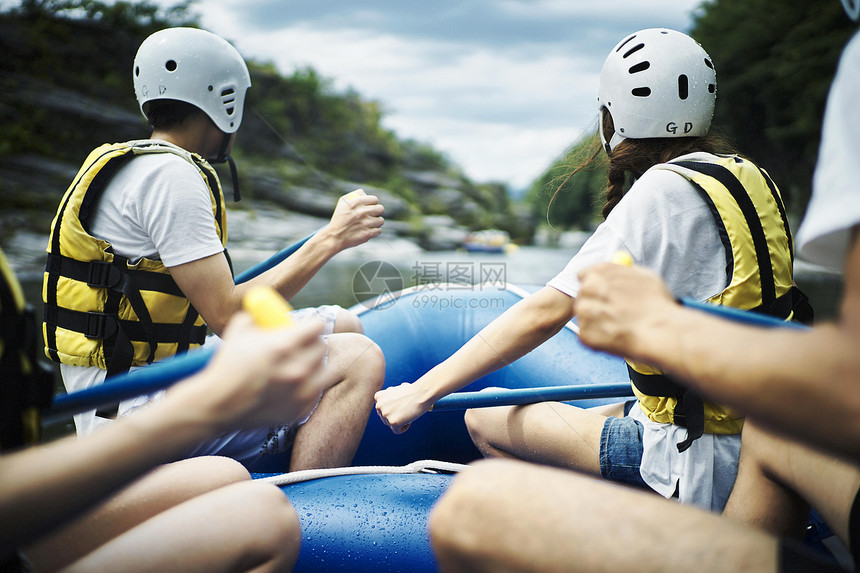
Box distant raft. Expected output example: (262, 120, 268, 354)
(461, 229, 515, 253)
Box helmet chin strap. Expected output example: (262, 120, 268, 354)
(225, 156, 240, 202)
(843, 0, 860, 21)
(598, 112, 627, 155)
(211, 132, 241, 201)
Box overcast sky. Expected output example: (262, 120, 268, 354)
(88, 1, 706, 190)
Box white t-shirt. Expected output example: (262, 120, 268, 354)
(548, 152, 727, 301)
(62, 141, 225, 437)
(548, 151, 741, 511)
(796, 31, 860, 271)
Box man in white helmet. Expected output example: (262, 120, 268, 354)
(42, 27, 385, 472)
(429, 5, 860, 572)
(376, 27, 809, 513)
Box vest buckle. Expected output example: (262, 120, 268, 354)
(86, 262, 123, 290)
(84, 312, 118, 339)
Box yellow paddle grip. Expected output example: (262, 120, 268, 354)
(242, 286, 294, 329)
(611, 250, 634, 267)
(343, 189, 366, 202)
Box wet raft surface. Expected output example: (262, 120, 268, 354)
(283, 473, 452, 572)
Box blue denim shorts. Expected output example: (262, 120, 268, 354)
(599, 400, 648, 489)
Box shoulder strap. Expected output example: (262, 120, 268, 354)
(670, 158, 778, 311)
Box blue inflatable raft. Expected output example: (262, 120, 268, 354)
(350, 283, 629, 465)
(272, 284, 631, 572)
(47, 281, 632, 572)
(49, 271, 830, 571)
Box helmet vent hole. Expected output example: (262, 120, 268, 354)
(616, 34, 637, 52)
(165, 60, 177, 72)
(134, 66, 140, 77)
(631, 87, 651, 97)
(623, 43, 645, 58)
(678, 75, 689, 100)
(221, 88, 236, 116)
(629, 61, 650, 74)
(708, 84, 716, 94)
(704, 58, 714, 70)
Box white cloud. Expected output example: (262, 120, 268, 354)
(154, 0, 703, 189)
(385, 115, 586, 189)
(0, 0, 704, 188)
(498, 0, 701, 20)
(223, 23, 603, 189)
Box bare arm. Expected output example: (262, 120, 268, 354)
(0, 314, 326, 557)
(170, 191, 384, 335)
(374, 286, 576, 433)
(576, 233, 860, 459)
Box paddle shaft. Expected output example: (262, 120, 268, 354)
(431, 383, 634, 411)
(46, 349, 215, 423)
(233, 232, 315, 283)
(679, 298, 809, 330)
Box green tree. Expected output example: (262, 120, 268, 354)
(1, 0, 198, 158)
(691, 0, 855, 218)
(242, 64, 407, 185)
(16, 0, 197, 34)
(0, 1, 524, 237)
(527, 134, 606, 230)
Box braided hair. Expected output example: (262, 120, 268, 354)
(599, 109, 736, 218)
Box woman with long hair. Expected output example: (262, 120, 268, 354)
(375, 28, 808, 511)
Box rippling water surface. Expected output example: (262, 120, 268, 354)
(6, 202, 843, 320)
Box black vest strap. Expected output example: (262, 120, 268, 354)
(749, 285, 814, 324)
(626, 366, 704, 452)
(756, 166, 794, 262)
(44, 305, 207, 346)
(45, 254, 186, 297)
(672, 159, 777, 310)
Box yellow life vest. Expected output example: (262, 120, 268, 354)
(42, 141, 228, 380)
(626, 154, 808, 451)
(0, 248, 54, 450)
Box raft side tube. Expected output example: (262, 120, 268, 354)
(350, 284, 629, 465)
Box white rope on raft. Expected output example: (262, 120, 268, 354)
(257, 459, 471, 486)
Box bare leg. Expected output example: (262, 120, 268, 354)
(589, 401, 626, 418)
(63, 481, 300, 573)
(332, 308, 364, 334)
(465, 401, 610, 475)
(724, 421, 860, 545)
(25, 456, 250, 571)
(430, 459, 777, 573)
(289, 332, 384, 470)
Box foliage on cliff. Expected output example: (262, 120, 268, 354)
(0, 0, 531, 243)
(529, 0, 856, 230)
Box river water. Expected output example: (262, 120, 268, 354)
(5, 201, 844, 323)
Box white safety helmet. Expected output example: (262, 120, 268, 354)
(843, 0, 860, 21)
(597, 28, 716, 153)
(133, 27, 251, 134)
